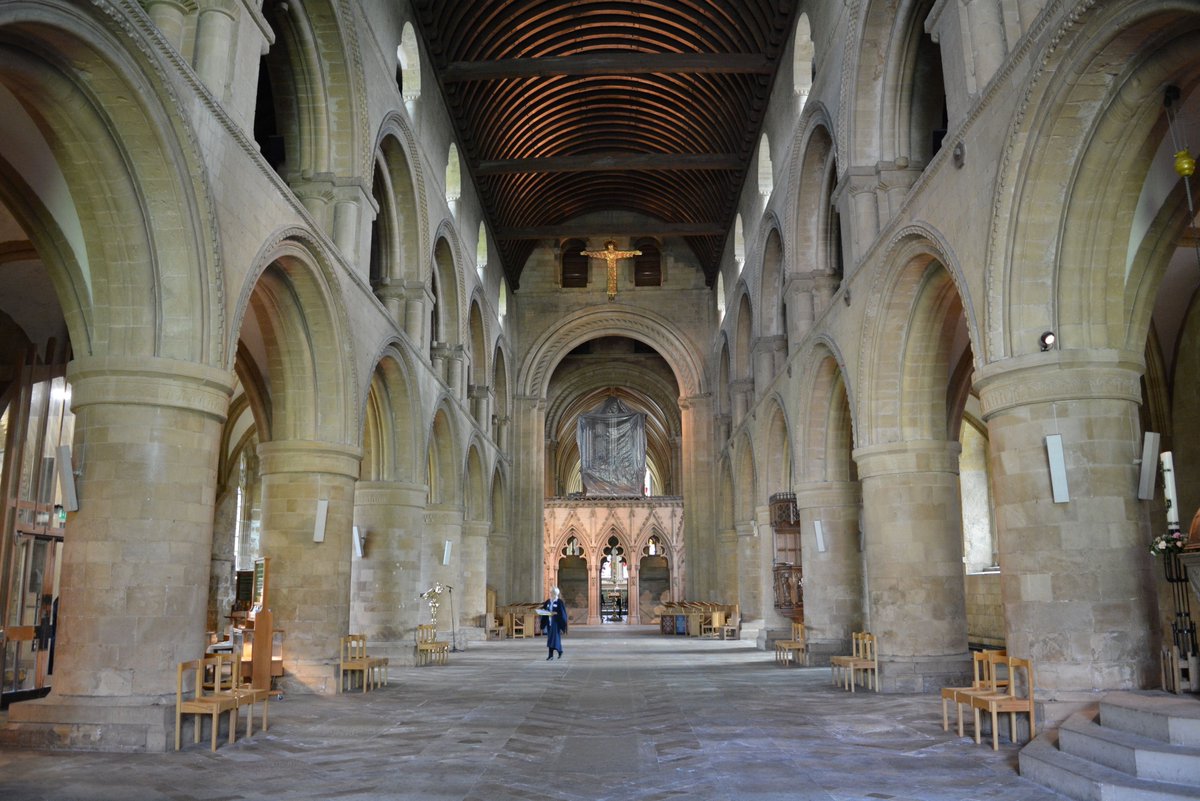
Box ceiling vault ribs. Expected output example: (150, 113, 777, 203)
(411, 1, 799, 289)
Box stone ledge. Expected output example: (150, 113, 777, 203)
(2, 694, 174, 752)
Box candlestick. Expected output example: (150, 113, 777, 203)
(1161, 451, 1180, 528)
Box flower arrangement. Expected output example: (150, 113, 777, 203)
(420, 582, 444, 626)
(1150, 529, 1186, 556)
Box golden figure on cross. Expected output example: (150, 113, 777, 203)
(581, 240, 641, 301)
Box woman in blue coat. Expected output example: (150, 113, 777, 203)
(541, 586, 568, 659)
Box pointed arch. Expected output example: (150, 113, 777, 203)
(426, 401, 460, 506)
(796, 342, 857, 483)
(760, 397, 793, 495)
(464, 441, 488, 522)
(359, 341, 421, 483)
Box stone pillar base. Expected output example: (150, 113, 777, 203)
(880, 652, 973, 693)
(1, 695, 175, 752)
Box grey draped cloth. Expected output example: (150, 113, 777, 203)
(577, 397, 646, 496)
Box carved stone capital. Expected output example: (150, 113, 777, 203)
(68, 355, 234, 422)
(975, 350, 1143, 421)
(852, 440, 962, 479)
(258, 440, 362, 478)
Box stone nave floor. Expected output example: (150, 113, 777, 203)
(0, 626, 1065, 801)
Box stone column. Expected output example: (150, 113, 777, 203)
(735, 521, 763, 639)
(460, 520, 490, 641)
(753, 339, 776, 399)
(193, 0, 237, 102)
(627, 559, 641, 624)
(144, 0, 193, 51)
(375, 283, 406, 328)
(717, 528, 739, 605)
(833, 168, 879, 271)
(423, 506, 464, 635)
(257, 439, 361, 693)
(4, 356, 233, 751)
(349, 481, 426, 665)
(679, 394, 715, 597)
(511, 395, 546, 600)
(487, 529, 510, 606)
(794, 481, 863, 664)
(402, 282, 429, 346)
(784, 277, 815, 351)
(446, 346, 466, 400)
(731, 379, 753, 429)
(976, 351, 1157, 706)
(853, 440, 971, 692)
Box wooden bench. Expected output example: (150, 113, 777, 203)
(774, 621, 808, 666)
(415, 624, 449, 666)
(176, 656, 240, 751)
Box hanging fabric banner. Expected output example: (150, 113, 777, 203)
(577, 397, 646, 496)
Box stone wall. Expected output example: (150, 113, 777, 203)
(964, 572, 1004, 648)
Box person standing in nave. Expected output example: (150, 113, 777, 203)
(541, 586, 567, 660)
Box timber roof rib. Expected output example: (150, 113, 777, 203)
(410, 0, 799, 289)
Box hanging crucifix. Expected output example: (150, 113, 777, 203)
(581, 240, 641, 301)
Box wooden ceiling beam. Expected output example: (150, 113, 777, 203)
(498, 222, 725, 240)
(442, 53, 772, 82)
(475, 153, 742, 175)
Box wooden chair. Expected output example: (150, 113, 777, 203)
(970, 656, 1035, 750)
(845, 633, 878, 692)
(830, 632, 862, 688)
(175, 657, 239, 751)
(368, 650, 389, 688)
(774, 621, 808, 666)
(338, 634, 372, 692)
(941, 650, 1005, 736)
(222, 649, 270, 737)
(700, 609, 726, 639)
(721, 612, 741, 640)
(415, 624, 449, 666)
(509, 612, 527, 639)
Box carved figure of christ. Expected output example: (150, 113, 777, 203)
(581, 240, 642, 301)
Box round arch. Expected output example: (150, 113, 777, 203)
(795, 341, 857, 483)
(0, 3, 222, 363)
(857, 227, 978, 446)
(232, 230, 358, 445)
(518, 305, 703, 399)
(987, 2, 1200, 360)
(359, 341, 422, 483)
(425, 401, 460, 506)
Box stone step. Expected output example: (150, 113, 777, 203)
(1020, 732, 1200, 801)
(1100, 692, 1200, 747)
(1058, 711, 1200, 785)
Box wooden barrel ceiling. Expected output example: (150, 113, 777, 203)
(410, 0, 800, 289)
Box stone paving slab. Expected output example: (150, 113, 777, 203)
(0, 626, 1065, 801)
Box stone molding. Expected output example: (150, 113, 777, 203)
(67, 355, 234, 422)
(793, 481, 861, 509)
(544, 497, 683, 510)
(352, 481, 427, 507)
(258, 439, 362, 477)
(852, 440, 962, 478)
(974, 350, 1143, 420)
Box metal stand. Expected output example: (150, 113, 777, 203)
(446, 585, 461, 652)
(1163, 537, 1198, 691)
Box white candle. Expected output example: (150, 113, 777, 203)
(1161, 451, 1180, 528)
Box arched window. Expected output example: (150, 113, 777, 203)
(633, 237, 661, 287)
(445, 142, 461, 208)
(734, 214, 746, 269)
(397, 22, 421, 103)
(793, 14, 814, 101)
(476, 220, 488, 280)
(758, 134, 774, 200)
(561, 238, 589, 288)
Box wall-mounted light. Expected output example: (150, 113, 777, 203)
(1039, 331, 1056, 351)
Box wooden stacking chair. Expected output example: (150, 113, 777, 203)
(176, 657, 239, 751)
(774, 621, 808, 666)
(830, 632, 862, 688)
(415, 624, 449, 666)
(338, 634, 372, 692)
(844, 632, 878, 692)
(970, 656, 1035, 750)
(222, 648, 270, 737)
(941, 649, 1006, 736)
(721, 610, 741, 640)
